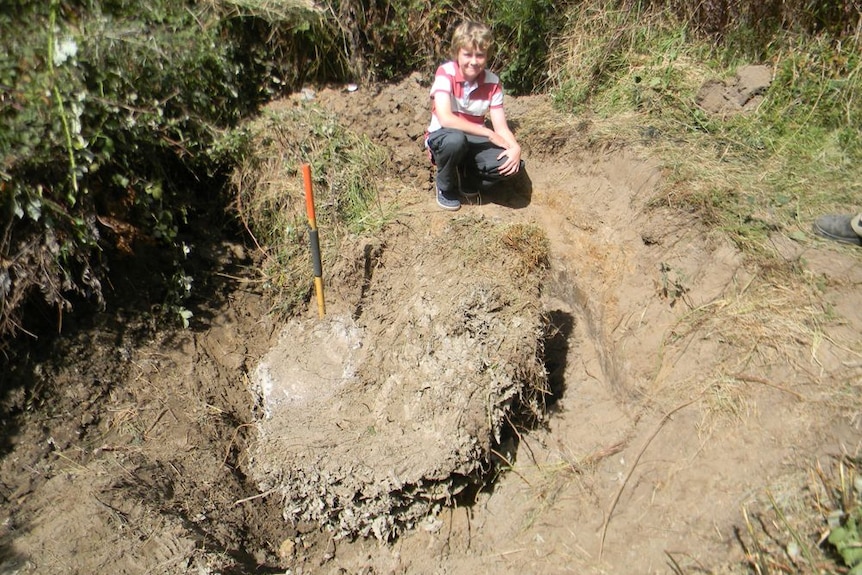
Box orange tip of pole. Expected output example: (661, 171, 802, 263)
(301, 163, 316, 225)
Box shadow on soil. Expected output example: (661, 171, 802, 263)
(0, 201, 292, 573)
(452, 303, 575, 510)
(544, 308, 575, 407)
(466, 169, 533, 210)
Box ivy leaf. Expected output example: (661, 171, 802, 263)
(145, 182, 163, 200)
(26, 198, 42, 221)
(178, 308, 193, 328)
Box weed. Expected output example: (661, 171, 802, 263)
(821, 458, 862, 573)
(737, 456, 862, 574)
(658, 262, 690, 308)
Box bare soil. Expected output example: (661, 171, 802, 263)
(1, 73, 861, 575)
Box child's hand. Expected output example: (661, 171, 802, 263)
(487, 127, 521, 175)
(496, 144, 522, 176)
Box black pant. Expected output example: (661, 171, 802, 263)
(427, 128, 523, 193)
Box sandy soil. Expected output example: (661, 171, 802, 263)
(1, 73, 861, 575)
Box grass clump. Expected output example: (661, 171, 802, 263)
(549, 0, 861, 258)
(498, 222, 551, 278)
(230, 101, 389, 315)
(736, 456, 862, 575)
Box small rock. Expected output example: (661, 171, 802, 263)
(320, 537, 336, 564)
(278, 538, 295, 560)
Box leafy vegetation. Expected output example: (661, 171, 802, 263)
(822, 459, 862, 574)
(735, 457, 862, 575)
(0, 0, 566, 344)
(0, 0, 318, 342)
(547, 0, 861, 256)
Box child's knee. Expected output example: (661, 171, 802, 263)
(439, 130, 468, 154)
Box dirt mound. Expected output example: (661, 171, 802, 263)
(696, 64, 773, 117)
(249, 218, 549, 540)
(2, 70, 861, 575)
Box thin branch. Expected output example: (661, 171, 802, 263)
(599, 394, 703, 560)
(233, 486, 279, 506)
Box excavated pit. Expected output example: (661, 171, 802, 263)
(248, 217, 550, 540)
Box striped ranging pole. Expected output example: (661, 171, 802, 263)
(301, 163, 325, 318)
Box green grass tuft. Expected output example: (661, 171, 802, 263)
(549, 0, 861, 259)
(229, 101, 391, 315)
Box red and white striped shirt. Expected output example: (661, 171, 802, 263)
(427, 61, 504, 134)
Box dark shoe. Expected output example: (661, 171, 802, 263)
(436, 188, 461, 211)
(813, 213, 862, 245)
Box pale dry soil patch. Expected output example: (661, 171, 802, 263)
(1, 75, 860, 575)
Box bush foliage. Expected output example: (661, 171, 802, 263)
(0, 0, 315, 341)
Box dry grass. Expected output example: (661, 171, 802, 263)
(625, 251, 861, 573)
(519, 439, 626, 532)
(204, 0, 318, 19)
(690, 282, 823, 365)
(231, 101, 389, 315)
(445, 217, 550, 288)
(548, 0, 861, 263)
(106, 405, 144, 440)
(498, 222, 551, 278)
(735, 454, 862, 575)
(653, 268, 834, 394)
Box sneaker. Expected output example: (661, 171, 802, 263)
(812, 213, 862, 245)
(436, 188, 461, 211)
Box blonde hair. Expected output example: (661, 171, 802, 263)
(450, 21, 492, 58)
